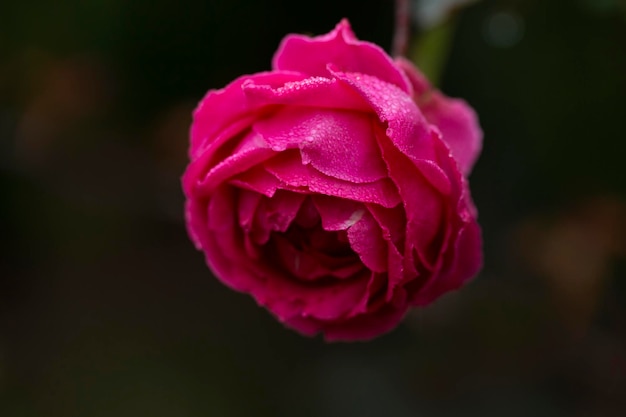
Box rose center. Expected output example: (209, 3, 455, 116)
(265, 199, 363, 283)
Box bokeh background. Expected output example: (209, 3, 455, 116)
(1, 0, 625, 416)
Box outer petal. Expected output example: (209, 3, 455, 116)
(411, 218, 482, 306)
(188, 131, 276, 198)
(407, 139, 482, 305)
(284, 289, 408, 342)
(273, 19, 411, 93)
(190, 71, 306, 158)
(185, 71, 306, 198)
(377, 133, 445, 269)
(329, 68, 452, 195)
(396, 57, 482, 175)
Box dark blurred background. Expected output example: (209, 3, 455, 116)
(1, 0, 625, 416)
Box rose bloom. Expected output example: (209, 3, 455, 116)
(183, 20, 482, 341)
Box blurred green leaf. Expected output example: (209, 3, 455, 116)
(410, 19, 456, 86)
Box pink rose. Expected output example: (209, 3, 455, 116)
(183, 19, 482, 341)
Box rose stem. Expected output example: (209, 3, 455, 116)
(392, 0, 411, 57)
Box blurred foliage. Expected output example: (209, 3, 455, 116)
(1, 0, 626, 416)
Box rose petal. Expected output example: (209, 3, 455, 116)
(190, 71, 306, 158)
(265, 150, 401, 208)
(364, 203, 411, 299)
(293, 196, 320, 228)
(284, 288, 408, 342)
(312, 195, 365, 231)
(251, 190, 306, 244)
(396, 57, 483, 175)
(366, 204, 418, 301)
(185, 199, 205, 250)
(238, 192, 264, 261)
(377, 134, 446, 269)
(242, 75, 370, 111)
(351, 272, 387, 315)
(229, 165, 286, 197)
(264, 270, 371, 322)
(347, 211, 387, 273)
(411, 219, 482, 306)
(254, 107, 387, 183)
(330, 68, 455, 197)
(237, 189, 262, 231)
(273, 19, 411, 93)
(323, 290, 408, 341)
(259, 190, 307, 232)
(366, 203, 406, 251)
(403, 139, 481, 303)
(420, 96, 483, 175)
(385, 242, 406, 301)
(189, 131, 276, 198)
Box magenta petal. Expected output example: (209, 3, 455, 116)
(258, 190, 307, 233)
(347, 211, 387, 273)
(190, 71, 306, 158)
(330, 69, 450, 183)
(411, 219, 482, 306)
(293, 196, 320, 228)
(229, 165, 286, 197)
(312, 195, 365, 231)
(273, 19, 411, 93)
(242, 76, 370, 111)
(366, 204, 406, 251)
(407, 138, 481, 303)
(189, 187, 256, 293)
(320, 258, 364, 279)
(190, 131, 276, 198)
(396, 57, 482, 175)
(420, 95, 483, 175)
(323, 293, 408, 341)
(237, 189, 262, 231)
(330, 69, 432, 157)
(265, 151, 401, 208)
(250, 190, 306, 245)
(269, 272, 370, 321)
(184, 199, 204, 250)
(385, 243, 405, 301)
(254, 107, 387, 183)
(378, 135, 445, 266)
(350, 272, 386, 315)
(284, 289, 408, 342)
(366, 204, 415, 294)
